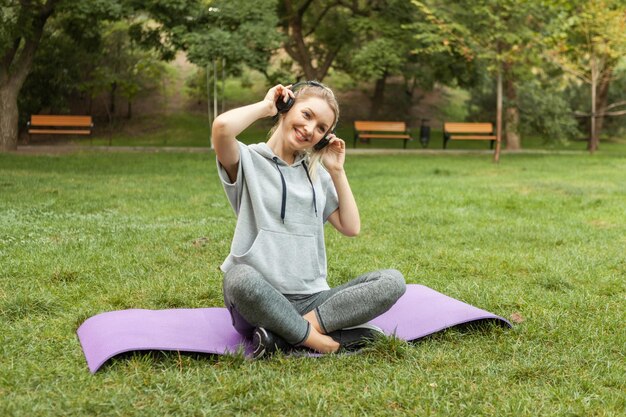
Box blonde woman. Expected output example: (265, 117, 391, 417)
(213, 81, 405, 358)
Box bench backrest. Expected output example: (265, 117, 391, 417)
(354, 121, 407, 132)
(444, 122, 493, 134)
(30, 115, 93, 127)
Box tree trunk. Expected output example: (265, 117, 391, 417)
(505, 107, 520, 150)
(0, 86, 20, 151)
(503, 62, 521, 150)
(0, 0, 57, 152)
(593, 68, 612, 145)
(110, 82, 117, 117)
(284, 1, 317, 80)
(281, 0, 343, 82)
(494, 69, 503, 163)
(369, 73, 387, 120)
(588, 57, 598, 153)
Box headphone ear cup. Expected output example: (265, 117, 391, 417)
(313, 135, 330, 151)
(276, 96, 295, 113)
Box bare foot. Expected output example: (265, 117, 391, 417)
(303, 310, 323, 333)
(301, 326, 339, 353)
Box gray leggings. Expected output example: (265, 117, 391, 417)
(222, 264, 406, 345)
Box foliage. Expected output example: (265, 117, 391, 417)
(516, 79, 582, 143)
(340, 1, 413, 79)
(186, 0, 281, 72)
(0, 0, 25, 49)
(411, 0, 516, 70)
(1, 0, 134, 149)
(410, 0, 552, 150)
(467, 71, 581, 143)
(87, 20, 168, 117)
(277, 0, 362, 81)
(544, 0, 626, 85)
(602, 64, 626, 136)
(543, 0, 626, 149)
(17, 26, 90, 125)
(17, 12, 167, 123)
(128, 0, 282, 79)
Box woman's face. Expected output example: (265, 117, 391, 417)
(280, 96, 335, 151)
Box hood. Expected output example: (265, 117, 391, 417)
(248, 142, 317, 223)
(249, 142, 307, 167)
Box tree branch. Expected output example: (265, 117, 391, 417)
(605, 100, 626, 111)
(599, 110, 626, 117)
(297, 0, 314, 17)
(549, 57, 590, 83)
(0, 38, 23, 85)
(318, 45, 341, 80)
(1, 38, 22, 71)
(304, 2, 341, 38)
(337, 0, 367, 15)
(10, 0, 58, 88)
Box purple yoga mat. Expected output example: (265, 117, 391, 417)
(77, 284, 511, 373)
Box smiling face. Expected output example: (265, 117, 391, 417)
(279, 96, 336, 151)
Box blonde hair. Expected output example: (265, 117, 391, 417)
(269, 81, 339, 180)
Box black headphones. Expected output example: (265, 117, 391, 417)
(275, 81, 335, 151)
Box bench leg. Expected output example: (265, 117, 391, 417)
(403, 139, 407, 149)
(490, 140, 494, 150)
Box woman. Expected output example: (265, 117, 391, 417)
(213, 81, 405, 358)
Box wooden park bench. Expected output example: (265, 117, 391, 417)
(353, 121, 413, 149)
(27, 115, 94, 143)
(443, 122, 497, 149)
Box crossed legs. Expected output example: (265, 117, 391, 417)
(222, 264, 406, 353)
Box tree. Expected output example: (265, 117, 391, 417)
(17, 20, 94, 126)
(2, 0, 220, 151)
(1, 0, 59, 151)
(180, 0, 281, 75)
(411, 0, 546, 154)
(0, 0, 131, 151)
(278, 0, 365, 81)
(342, 0, 418, 119)
(88, 20, 167, 121)
(544, 0, 626, 153)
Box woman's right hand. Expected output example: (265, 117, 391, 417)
(263, 84, 294, 116)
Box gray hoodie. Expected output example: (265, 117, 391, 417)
(217, 141, 339, 294)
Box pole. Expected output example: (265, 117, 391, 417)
(221, 57, 226, 114)
(494, 68, 503, 163)
(213, 58, 218, 124)
(590, 56, 597, 153)
(207, 63, 212, 148)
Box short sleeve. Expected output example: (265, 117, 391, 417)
(320, 168, 339, 222)
(216, 142, 245, 214)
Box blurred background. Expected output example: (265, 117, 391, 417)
(2, 0, 625, 151)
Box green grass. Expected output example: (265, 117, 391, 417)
(1, 147, 625, 415)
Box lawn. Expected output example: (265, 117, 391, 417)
(1, 147, 624, 415)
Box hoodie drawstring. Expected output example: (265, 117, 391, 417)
(272, 157, 318, 223)
(272, 157, 287, 223)
(302, 161, 318, 218)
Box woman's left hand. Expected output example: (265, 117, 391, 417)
(321, 135, 346, 173)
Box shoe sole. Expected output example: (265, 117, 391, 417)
(252, 328, 268, 359)
(342, 323, 384, 335)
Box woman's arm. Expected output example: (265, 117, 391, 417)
(212, 85, 293, 182)
(324, 137, 361, 237)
